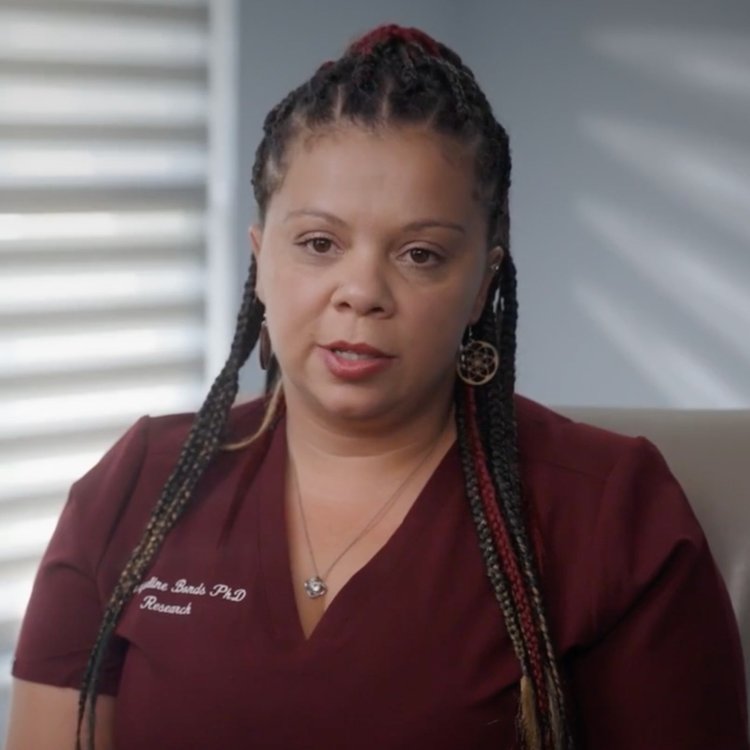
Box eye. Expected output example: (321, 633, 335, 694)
(405, 247, 442, 266)
(299, 236, 334, 254)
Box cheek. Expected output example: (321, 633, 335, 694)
(408, 292, 473, 359)
(263, 272, 324, 354)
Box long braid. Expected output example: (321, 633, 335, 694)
(76, 262, 263, 749)
(454, 387, 529, 681)
(464, 384, 550, 735)
(497, 260, 570, 750)
(472, 255, 572, 749)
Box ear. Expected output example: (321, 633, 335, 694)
(469, 245, 505, 325)
(249, 223, 263, 258)
(249, 224, 265, 304)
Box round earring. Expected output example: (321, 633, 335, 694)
(259, 317, 272, 371)
(456, 329, 499, 386)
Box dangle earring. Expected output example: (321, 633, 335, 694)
(456, 258, 502, 386)
(259, 316, 272, 371)
(456, 327, 500, 386)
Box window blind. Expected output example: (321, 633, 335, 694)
(0, 0, 226, 733)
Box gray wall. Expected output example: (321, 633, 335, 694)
(236, 1, 750, 408)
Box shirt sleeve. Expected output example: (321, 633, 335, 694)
(11, 415, 151, 695)
(567, 436, 749, 749)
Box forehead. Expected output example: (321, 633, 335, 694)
(266, 123, 483, 227)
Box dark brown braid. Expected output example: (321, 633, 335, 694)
(77, 24, 573, 750)
(478, 253, 573, 747)
(476, 259, 571, 746)
(76, 261, 264, 748)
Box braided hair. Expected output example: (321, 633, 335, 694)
(76, 24, 573, 750)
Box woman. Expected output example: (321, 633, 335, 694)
(7, 24, 748, 750)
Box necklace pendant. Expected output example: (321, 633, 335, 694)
(303, 576, 328, 599)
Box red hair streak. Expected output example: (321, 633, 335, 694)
(465, 385, 550, 722)
(347, 24, 442, 57)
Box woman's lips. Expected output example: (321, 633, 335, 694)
(319, 342, 395, 381)
(323, 340, 390, 357)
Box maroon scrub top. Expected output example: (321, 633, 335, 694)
(12, 394, 749, 749)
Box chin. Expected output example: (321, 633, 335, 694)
(323, 394, 394, 422)
(311, 384, 402, 424)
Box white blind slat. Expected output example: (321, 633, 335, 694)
(0, 8, 208, 68)
(0, 210, 206, 249)
(0, 140, 207, 187)
(2, 322, 204, 377)
(0, 260, 205, 313)
(1, 378, 205, 440)
(0, 74, 208, 128)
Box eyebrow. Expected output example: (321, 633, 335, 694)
(283, 208, 466, 235)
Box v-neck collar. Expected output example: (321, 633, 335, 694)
(255, 414, 460, 650)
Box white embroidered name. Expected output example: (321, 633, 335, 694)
(140, 595, 192, 615)
(135, 576, 169, 594)
(209, 584, 246, 602)
(171, 579, 207, 596)
(134, 576, 247, 616)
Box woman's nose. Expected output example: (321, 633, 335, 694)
(329, 249, 395, 317)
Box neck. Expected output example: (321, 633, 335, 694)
(282, 386, 456, 478)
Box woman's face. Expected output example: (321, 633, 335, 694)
(251, 123, 502, 426)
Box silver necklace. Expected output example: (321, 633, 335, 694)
(288, 435, 445, 599)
